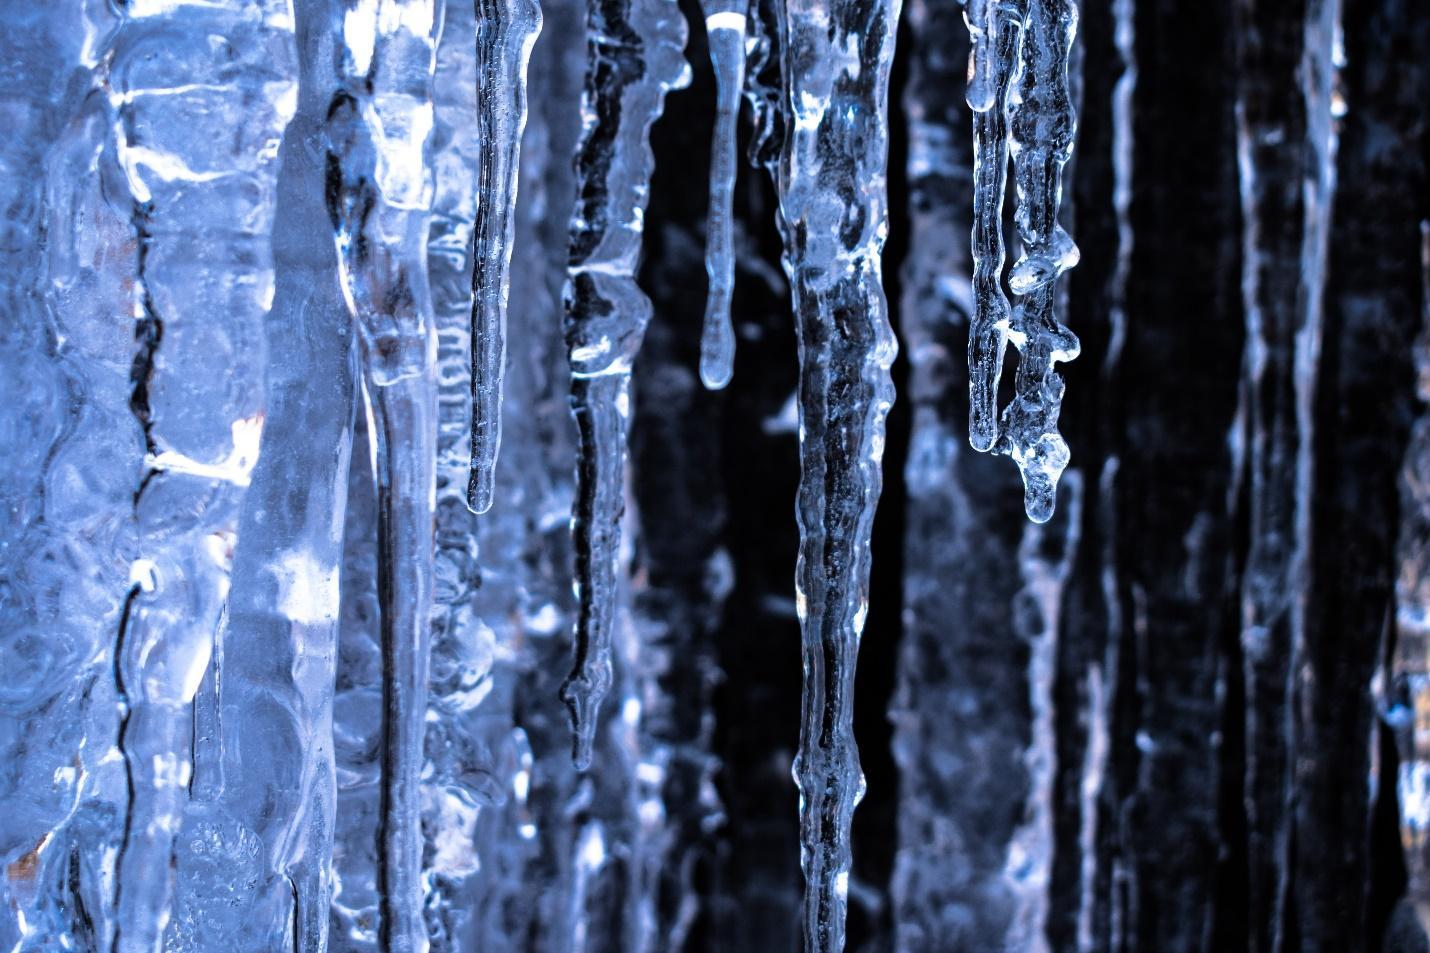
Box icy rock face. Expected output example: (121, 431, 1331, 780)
(0, 8, 141, 949)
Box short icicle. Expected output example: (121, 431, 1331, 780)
(559, 0, 689, 769)
(963, 0, 1026, 452)
(467, 0, 543, 514)
(776, 0, 900, 949)
(1000, 0, 1081, 522)
(697, 0, 751, 390)
(323, 1, 442, 950)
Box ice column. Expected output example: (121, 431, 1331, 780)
(466, 0, 542, 514)
(323, 1, 441, 949)
(1231, 0, 1337, 948)
(101, 4, 297, 950)
(560, 0, 689, 769)
(776, 0, 899, 948)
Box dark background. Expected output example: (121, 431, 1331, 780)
(628, 0, 1430, 950)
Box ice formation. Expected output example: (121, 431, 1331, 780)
(964, 0, 1081, 523)
(3, 1, 1428, 952)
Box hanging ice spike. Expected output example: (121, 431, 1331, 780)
(964, 0, 1082, 523)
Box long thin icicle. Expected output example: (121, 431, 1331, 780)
(559, 0, 688, 769)
(697, 0, 750, 389)
(778, 0, 899, 948)
(324, 2, 441, 949)
(963, 0, 1024, 452)
(467, 0, 543, 514)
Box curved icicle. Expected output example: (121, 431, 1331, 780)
(697, 0, 750, 390)
(777, 0, 900, 949)
(467, 0, 543, 514)
(322, 2, 441, 950)
(558, 0, 689, 769)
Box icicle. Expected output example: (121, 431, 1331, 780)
(697, 0, 750, 390)
(777, 0, 899, 948)
(467, 0, 543, 514)
(101, 4, 298, 951)
(963, 0, 1023, 452)
(996, 0, 1081, 523)
(323, 2, 441, 950)
(559, 0, 689, 770)
(167, 2, 360, 945)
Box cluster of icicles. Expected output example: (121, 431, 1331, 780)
(97, 0, 1079, 950)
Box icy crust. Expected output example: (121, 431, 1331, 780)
(776, 0, 900, 950)
(559, 0, 689, 770)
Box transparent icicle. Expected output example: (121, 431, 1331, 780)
(560, 0, 689, 770)
(777, 0, 899, 948)
(323, 2, 441, 950)
(963, 0, 1024, 452)
(998, 0, 1080, 523)
(467, 0, 543, 514)
(697, 0, 750, 390)
(101, 4, 298, 951)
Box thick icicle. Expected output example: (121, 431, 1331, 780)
(165, 3, 359, 946)
(997, 0, 1081, 523)
(101, 4, 298, 951)
(697, 0, 750, 390)
(559, 0, 688, 770)
(963, 0, 1023, 452)
(467, 0, 543, 514)
(776, 0, 899, 948)
(323, 2, 441, 949)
